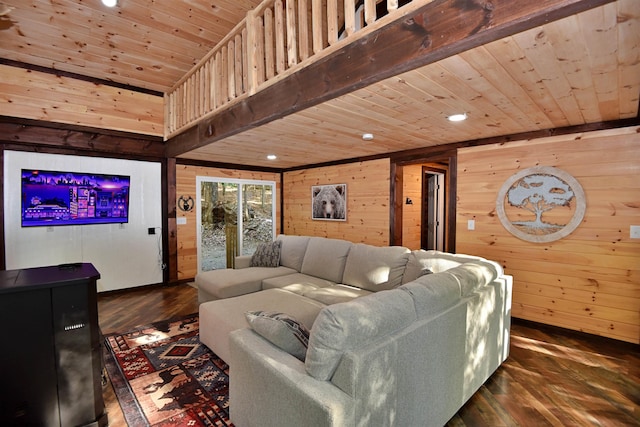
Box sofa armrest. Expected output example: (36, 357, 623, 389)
(229, 328, 355, 427)
(234, 255, 252, 269)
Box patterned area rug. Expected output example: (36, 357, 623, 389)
(104, 314, 234, 426)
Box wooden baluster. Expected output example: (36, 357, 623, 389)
(256, 14, 266, 86)
(164, 92, 171, 134)
(209, 56, 217, 111)
(241, 28, 249, 94)
(176, 86, 181, 129)
(186, 76, 192, 123)
(286, 0, 298, 67)
(214, 51, 221, 108)
(312, 0, 323, 54)
(275, 0, 286, 74)
(197, 69, 202, 117)
(364, 0, 376, 25)
(228, 39, 236, 99)
(246, 10, 258, 95)
(221, 46, 229, 102)
(298, 0, 309, 61)
(203, 59, 210, 114)
(264, 8, 275, 79)
(327, 0, 338, 45)
(234, 34, 244, 94)
(345, 0, 356, 37)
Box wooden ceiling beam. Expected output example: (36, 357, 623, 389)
(166, 0, 614, 158)
(0, 118, 165, 159)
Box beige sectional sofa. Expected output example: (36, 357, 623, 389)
(196, 235, 512, 427)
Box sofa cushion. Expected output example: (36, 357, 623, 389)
(245, 311, 310, 361)
(402, 250, 498, 284)
(305, 289, 416, 381)
(447, 262, 501, 296)
(262, 273, 336, 294)
(276, 235, 311, 271)
(196, 266, 296, 300)
(402, 252, 434, 285)
(399, 273, 461, 319)
(250, 240, 282, 267)
(199, 288, 326, 364)
(300, 237, 352, 283)
(342, 244, 410, 291)
(304, 284, 372, 305)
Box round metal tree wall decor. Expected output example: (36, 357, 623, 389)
(496, 166, 586, 243)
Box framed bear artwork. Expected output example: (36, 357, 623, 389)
(311, 184, 347, 221)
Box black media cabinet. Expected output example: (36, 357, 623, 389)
(0, 263, 107, 427)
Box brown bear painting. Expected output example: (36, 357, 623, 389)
(312, 184, 347, 220)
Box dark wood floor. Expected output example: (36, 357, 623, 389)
(98, 284, 640, 427)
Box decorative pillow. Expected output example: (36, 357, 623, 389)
(245, 311, 310, 361)
(250, 240, 282, 267)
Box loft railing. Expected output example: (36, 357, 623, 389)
(165, 0, 423, 139)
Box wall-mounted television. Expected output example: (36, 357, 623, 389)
(21, 169, 130, 227)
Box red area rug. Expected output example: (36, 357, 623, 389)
(103, 314, 234, 426)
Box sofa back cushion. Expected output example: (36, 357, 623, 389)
(402, 250, 501, 284)
(305, 289, 416, 381)
(447, 261, 502, 296)
(300, 237, 352, 283)
(399, 272, 461, 319)
(276, 235, 311, 271)
(342, 244, 410, 291)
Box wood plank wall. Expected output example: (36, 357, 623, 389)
(402, 163, 422, 249)
(282, 158, 390, 246)
(456, 126, 640, 344)
(175, 164, 281, 280)
(0, 64, 163, 137)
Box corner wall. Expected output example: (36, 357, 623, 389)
(456, 127, 640, 343)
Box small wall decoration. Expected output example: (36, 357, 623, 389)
(312, 184, 347, 221)
(178, 195, 194, 212)
(496, 166, 586, 243)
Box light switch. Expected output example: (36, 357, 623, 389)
(631, 225, 640, 239)
(177, 217, 187, 225)
(467, 219, 475, 231)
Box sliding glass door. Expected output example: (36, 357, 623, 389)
(197, 177, 276, 272)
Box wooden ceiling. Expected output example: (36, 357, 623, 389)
(0, 0, 263, 93)
(1, 0, 638, 169)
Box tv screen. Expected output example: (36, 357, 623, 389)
(21, 169, 130, 227)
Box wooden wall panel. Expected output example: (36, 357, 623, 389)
(175, 164, 281, 280)
(456, 126, 640, 344)
(402, 164, 422, 249)
(283, 158, 390, 246)
(0, 65, 163, 136)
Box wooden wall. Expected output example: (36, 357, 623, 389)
(283, 159, 391, 246)
(456, 126, 640, 344)
(175, 164, 281, 280)
(0, 64, 163, 137)
(402, 164, 422, 250)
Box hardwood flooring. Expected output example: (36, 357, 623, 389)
(97, 284, 639, 427)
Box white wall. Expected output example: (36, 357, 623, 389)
(4, 151, 164, 292)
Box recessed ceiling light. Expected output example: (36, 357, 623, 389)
(267, 154, 277, 160)
(102, 0, 117, 7)
(447, 113, 467, 122)
(362, 133, 374, 141)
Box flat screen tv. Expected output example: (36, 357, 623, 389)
(21, 169, 130, 227)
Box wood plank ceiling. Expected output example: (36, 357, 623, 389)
(0, 0, 638, 169)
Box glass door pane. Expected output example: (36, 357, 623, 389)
(241, 183, 274, 256)
(200, 181, 239, 271)
(198, 177, 276, 273)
